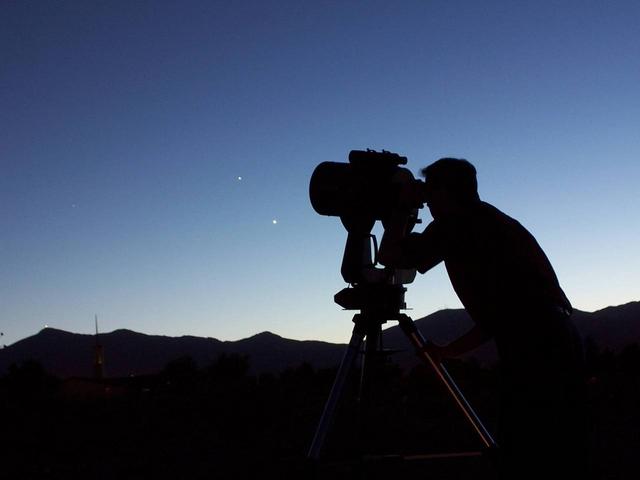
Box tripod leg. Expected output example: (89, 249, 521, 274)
(356, 320, 385, 455)
(358, 319, 383, 405)
(397, 314, 498, 450)
(308, 316, 367, 460)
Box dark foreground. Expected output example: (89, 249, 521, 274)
(1, 345, 638, 479)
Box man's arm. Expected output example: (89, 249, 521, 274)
(379, 210, 444, 272)
(427, 325, 492, 360)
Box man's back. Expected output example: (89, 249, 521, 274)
(406, 201, 571, 337)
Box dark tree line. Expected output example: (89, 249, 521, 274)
(0, 343, 638, 479)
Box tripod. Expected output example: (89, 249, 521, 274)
(307, 283, 497, 461)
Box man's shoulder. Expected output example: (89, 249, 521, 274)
(477, 201, 520, 226)
(419, 202, 522, 237)
(478, 201, 506, 216)
(476, 201, 538, 245)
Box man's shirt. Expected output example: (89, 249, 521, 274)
(402, 201, 571, 336)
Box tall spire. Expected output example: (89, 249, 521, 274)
(94, 314, 104, 380)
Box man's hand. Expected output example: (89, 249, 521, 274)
(401, 179, 428, 210)
(423, 340, 449, 364)
(423, 325, 492, 362)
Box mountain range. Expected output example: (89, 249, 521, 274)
(1, 302, 638, 378)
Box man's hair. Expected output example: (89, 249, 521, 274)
(421, 158, 480, 203)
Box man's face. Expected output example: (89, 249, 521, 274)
(424, 181, 453, 220)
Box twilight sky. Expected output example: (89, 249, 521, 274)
(2, 1, 639, 346)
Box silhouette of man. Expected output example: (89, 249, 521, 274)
(379, 158, 587, 479)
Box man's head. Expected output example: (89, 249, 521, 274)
(420, 158, 480, 219)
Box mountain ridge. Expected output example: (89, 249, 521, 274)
(1, 301, 638, 378)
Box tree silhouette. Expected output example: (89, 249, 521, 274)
(205, 353, 250, 384)
(160, 355, 199, 392)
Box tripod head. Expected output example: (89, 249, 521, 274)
(334, 283, 407, 322)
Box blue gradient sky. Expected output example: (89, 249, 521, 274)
(2, 1, 639, 346)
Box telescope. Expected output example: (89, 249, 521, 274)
(309, 149, 424, 223)
(309, 149, 423, 287)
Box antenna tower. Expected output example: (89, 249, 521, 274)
(94, 314, 104, 380)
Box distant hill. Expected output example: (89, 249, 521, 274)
(0, 328, 345, 378)
(0, 302, 638, 378)
(384, 301, 640, 367)
(572, 302, 640, 350)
